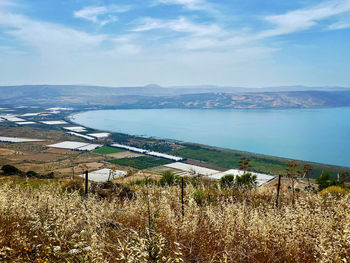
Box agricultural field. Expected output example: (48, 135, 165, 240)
(109, 156, 172, 169)
(170, 143, 349, 178)
(93, 146, 125, 155)
(0, 127, 109, 177)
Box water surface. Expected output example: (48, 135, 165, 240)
(71, 108, 350, 167)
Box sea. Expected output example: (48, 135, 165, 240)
(70, 107, 350, 167)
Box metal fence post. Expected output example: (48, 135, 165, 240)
(181, 177, 184, 220)
(85, 170, 88, 199)
(276, 175, 282, 208)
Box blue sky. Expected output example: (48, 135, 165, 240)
(0, 0, 349, 87)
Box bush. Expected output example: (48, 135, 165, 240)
(316, 172, 338, 191)
(61, 180, 84, 194)
(1, 165, 22, 175)
(235, 173, 257, 189)
(159, 171, 180, 186)
(44, 172, 54, 179)
(220, 174, 235, 188)
(193, 189, 216, 206)
(90, 182, 135, 200)
(25, 171, 38, 177)
(23, 171, 54, 179)
(130, 177, 158, 186)
(320, 186, 348, 199)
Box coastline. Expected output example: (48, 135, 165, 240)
(67, 109, 350, 176)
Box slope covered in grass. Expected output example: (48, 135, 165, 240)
(0, 179, 349, 262)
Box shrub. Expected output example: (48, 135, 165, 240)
(220, 174, 235, 188)
(1, 165, 22, 175)
(25, 171, 38, 177)
(44, 172, 54, 179)
(193, 189, 216, 206)
(193, 189, 206, 206)
(61, 180, 84, 194)
(23, 171, 54, 179)
(316, 172, 338, 191)
(130, 177, 158, 186)
(320, 186, 348, 199)
(159, 171, 180, 186)
(235, 173, 257, 189)
(90, 182, 135, 200)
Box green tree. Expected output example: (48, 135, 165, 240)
(235, 173, 257, 189)
(1, 165, 21, 175)
(220, 174, 235, 188)
(316, 171, 337, 191)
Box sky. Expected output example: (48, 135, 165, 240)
(0, 0, 349, 88)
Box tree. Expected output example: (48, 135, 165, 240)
(316, 171, 337, 191)
(238, 157, 252, 174)
(339, 171, 350, 185)
(302, 164, 313, 186)
(1, 165, 21, 175)
(286, 160, 302, 205)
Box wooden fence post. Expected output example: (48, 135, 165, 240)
(181, 177, 184, 220)
(85, 170, 88, 199)
(276, 175, 282, 208)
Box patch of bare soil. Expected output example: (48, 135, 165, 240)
(263, 177, 316, 192)
(43, 148, 78, 155)
(54, 162, 105, 177)
(115, 170, 161, 184)
(107, 151, 143, 159)
(0, 126, 81, 141)
(13, 153, 62, 162)
(0, 148, 19, 156)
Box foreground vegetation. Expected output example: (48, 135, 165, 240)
(0, 175, 349, 262)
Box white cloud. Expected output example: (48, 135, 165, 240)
(0, 0, 16, 8)
(0, 10, 107, 55)
(259, 0, 350, 38)
(132, 17, 224, 36)
(0, 0, 349, 87)
(328, 14, 350, 30)
(154, 0, 214, 12)
(74, 5, 131, 25)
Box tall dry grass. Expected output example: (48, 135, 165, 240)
(0, 182, 349, 262)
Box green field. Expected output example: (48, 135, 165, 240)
(170, 144, 349, 178)
(93, 146, 125, 155)
(109, 156, 172, 169)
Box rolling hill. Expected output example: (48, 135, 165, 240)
(0, 84, 349, 109)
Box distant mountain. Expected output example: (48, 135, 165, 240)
(0, 84, 349, 109)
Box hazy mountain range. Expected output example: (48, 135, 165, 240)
(0, 85, 350, 109)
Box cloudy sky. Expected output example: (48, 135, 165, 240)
(0, 0, 349, 87)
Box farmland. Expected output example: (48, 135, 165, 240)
(109, 156, 172, 169)
(169, 143, 348, 178)
(93, 146, 125, 155)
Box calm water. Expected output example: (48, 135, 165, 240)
(71, 108, 350, 167)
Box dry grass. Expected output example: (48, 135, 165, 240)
(0, 180, 349, 262)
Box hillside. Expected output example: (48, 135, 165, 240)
(0, 85, 350, 109)
(0, 175, 349, 262)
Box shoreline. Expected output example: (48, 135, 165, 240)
(67, 109, 350, 173)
